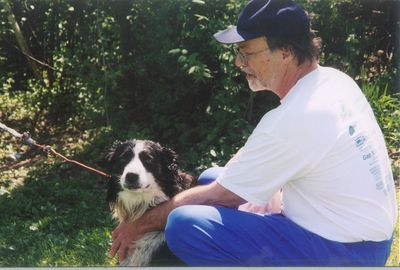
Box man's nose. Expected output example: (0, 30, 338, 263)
(235, 54, 246, 69)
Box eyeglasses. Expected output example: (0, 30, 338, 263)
(233, 47, 270, 66)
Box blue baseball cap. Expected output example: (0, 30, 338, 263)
(214, 0, 309, 44)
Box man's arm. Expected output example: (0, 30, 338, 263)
(109, 180, 245, 261)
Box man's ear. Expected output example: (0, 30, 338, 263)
(281, 47, 294, 63)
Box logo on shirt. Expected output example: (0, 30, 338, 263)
(354, 135, 365, 149)
(348, 125, 355, 136)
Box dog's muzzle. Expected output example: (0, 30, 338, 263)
(123, 173, 141, 189)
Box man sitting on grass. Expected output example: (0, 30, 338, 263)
(110, 0, 398, 266)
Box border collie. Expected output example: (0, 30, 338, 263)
(103, 139, 195, 266)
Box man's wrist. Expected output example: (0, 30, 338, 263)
(140, 202, 171, 233)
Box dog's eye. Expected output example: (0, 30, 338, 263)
(110, 149, 133, 173)
(139, 152, 150, 161)
(119, 149, 133, 161)
(139, 152, 154, 165)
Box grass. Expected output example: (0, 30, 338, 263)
(386, 189, 399, 266)
(0, 166, 117, 266)
(0, 127, 118, 266)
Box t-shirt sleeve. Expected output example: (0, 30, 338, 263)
(216, 131, 310, 205)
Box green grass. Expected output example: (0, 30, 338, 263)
(386, 189, 399, 266)
(0, 161, 117, 266)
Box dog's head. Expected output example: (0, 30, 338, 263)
(103, 139, 193, 205)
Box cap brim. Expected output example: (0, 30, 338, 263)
(214, 26, 264, 44)
(213, 26, 245, 44)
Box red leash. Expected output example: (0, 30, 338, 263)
(14, 130, 112, 178)
(32, 141, 112, 178)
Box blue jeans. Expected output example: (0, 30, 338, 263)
(164, 167, 393, 266)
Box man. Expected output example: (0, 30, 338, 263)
(110, 0, 397, 266)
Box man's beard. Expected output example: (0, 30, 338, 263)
(247, 75, 268, 92)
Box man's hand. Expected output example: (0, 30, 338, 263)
(109, 220, 142, 262)
(108, 203, 170, 263)
(238, 189, 282, 214)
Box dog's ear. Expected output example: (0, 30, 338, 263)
(101, 140, 122, 171)
(101, 140, 130, 172)
(162, 146, 179, 172)
(106, 140, 124, 159)
(107, 176, 122, 205)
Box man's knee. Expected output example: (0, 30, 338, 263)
(197, 166, 224, 185)
(165, 205, 215, 254)
(165, 206, 195, 251)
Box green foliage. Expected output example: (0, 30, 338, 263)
(299, 0, 399, 80)
(359, 68, 400, 155)
(0, 0, 399, 266)
(386, 190, 399, 266)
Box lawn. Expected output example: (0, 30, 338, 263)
(386, 189, 399, 266)
(0, 166, 117, 266)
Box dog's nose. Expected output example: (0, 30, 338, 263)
(124, 173, 140, 189)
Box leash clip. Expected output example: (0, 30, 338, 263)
(42, 145, 52, 154)
(20, 132, 36, 146)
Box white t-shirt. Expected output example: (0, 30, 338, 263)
(217, 65, 397, 243)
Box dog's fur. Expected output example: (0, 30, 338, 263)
(103, 139, 195, 266)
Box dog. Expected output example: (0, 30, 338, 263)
(103, 139, 196, 266)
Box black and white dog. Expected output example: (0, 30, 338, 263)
(103, 139, 195, 266)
